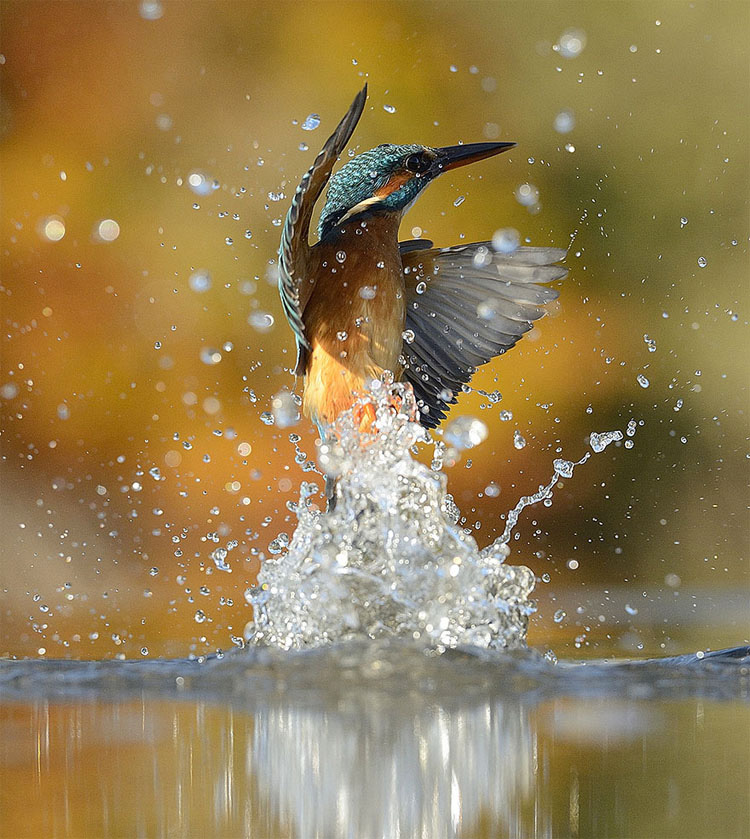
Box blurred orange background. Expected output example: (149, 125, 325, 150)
(1, 1, 747, 659)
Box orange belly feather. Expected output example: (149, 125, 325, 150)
(304, 340, 373, 426)
(301, 217, 406, 429)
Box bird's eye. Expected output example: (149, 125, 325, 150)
(404, 153, 431, 174)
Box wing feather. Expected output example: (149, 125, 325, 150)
(278, 86, 368, 373)
(401, 242, 567, 428)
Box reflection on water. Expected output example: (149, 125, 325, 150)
(2, 642, 748, 838)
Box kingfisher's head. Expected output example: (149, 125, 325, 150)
(317, 140, 515, 240)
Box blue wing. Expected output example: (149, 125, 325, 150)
(278, 86, 368, 375)
(400, 243, 567, 428)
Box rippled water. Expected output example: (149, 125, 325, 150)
(2, 642, 748, 838)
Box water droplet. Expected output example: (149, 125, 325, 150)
(267, 191, 285, 202)
(189, 269, 211, 293)
(514, 183, 539, 207)
(637, 373, 650, 388)
(200, 347, 222, 365)
(39, 215, 66, 242)
(697, 256, 707, 268)
(553, 458, 575, 478)
(491, 228, 520, 253)
(557, 28, 587, 58)
(665, 573, 681, 589)
(271, 390, 299, 428)
(444, 416, 488, 450)
(194, 609, 207, 623)
(553, 609, 566, 623)
(554, 109, 575, 133)
(211, 547, 231, 572)
(453, 195, 465, 207)
(472, 246, 492, 267)
(513, 430, 527, 449)
(415, 281, 427, 295)
(589, 429, 623, 453)
(139, 0, 163, 19)
(94, 218, 120, 242)
(248, 311, 275, 333)
(383, 104, 396, 114)
(301, 114, 320, 131)
(336, 331, 348, 341)
(187, 170, 215, 196)
(335, 250, 347, 263)
(680, 216, 688, 228)
(402, 329, 415, 344)
(359, 285, 377, 300)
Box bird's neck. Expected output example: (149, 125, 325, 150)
(319, 207, 402, 249)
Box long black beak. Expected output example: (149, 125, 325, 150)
(432, 141, 516, 173)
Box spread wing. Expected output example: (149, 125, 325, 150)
(400, 243, 567, 428)
(278, 85, 368, 375)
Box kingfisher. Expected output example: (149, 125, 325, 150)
(279, 85, 566, 502)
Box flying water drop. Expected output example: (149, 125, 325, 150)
(444, 416, 488, 450)
(301, 114, 320, 131)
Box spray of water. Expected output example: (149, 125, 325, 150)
(246, 380, 624, 652)
(246, 381, 535, 650)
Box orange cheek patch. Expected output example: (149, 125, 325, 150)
(374, 171, 412, 198)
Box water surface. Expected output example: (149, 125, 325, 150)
(2, 642, 748, 839)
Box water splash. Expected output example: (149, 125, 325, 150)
(490, 455, 589, 547)
(247, 381, 627, 653)
(247, 381, 535, 651)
